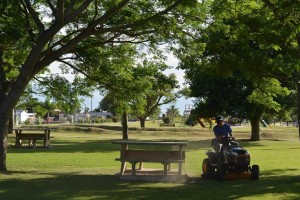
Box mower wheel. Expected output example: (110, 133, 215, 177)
(251, 165, 259, 180)
(202, 158, 214, 174)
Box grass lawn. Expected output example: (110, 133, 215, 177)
(1, 122, 300, 200)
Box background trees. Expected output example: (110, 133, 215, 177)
(176, 0, 299, 141)
(166, 105, 181, 121)
(0, 0, 202, 172)
(97, 60, 180, 131)
(1, 0, 299, 174)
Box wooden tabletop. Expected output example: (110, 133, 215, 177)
(112, 140, 188, 146)
(13, 128, 51, 130)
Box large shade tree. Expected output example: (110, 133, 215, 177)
(176, 0, 300, 141)
(185, 70, 290, 141)
(260, 0, 300, 138)
(0, 0, 202, 172)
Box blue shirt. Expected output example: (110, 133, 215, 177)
(213, 123, 232, 138)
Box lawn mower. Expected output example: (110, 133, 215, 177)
(202, 136, 259, 180)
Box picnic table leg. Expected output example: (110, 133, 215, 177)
(32, 139, 37, 148)
(163, 163, 168, 176)
(168, 163, 171, 171)
(131, 162, 137, 175)
(138, 162, 143, 170)
(29, 139, 33, 147)
(15, 130, 22, 147)
(178, 164, 182, 175)
(15, 139, 22, 147)
(119, 144, 128, 175)
(120, 161, 127, 175)
(178, 145, 184, 175)
(44, 130, 50, 147)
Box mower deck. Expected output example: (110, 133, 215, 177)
(223, 172, 252, 180)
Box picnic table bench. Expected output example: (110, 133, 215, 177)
(112, 140, 188, 176)
(14, 128, 51, 148)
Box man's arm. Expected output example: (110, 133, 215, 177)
(226, 124, 234, 137)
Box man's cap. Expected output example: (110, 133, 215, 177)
(216, 116, 224, 122)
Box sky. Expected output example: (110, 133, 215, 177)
(49, 53, 194, 115)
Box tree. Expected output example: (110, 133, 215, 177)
(259, 0, 300, 138)
(98, 95, 117, 115)
(98, 60, 181, 130)
(185, 70, 290, 140)
(32, 74, 90, 114)
(166, 105, 180, 121)
(129, 62, 181, 128)
(39, 98, 57, 121)
(176, 0, 299, 141)
(0, 0, 202, 172)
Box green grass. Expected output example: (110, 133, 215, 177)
(1, 123, 300, 200)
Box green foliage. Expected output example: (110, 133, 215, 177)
(247, 78, 291, 112)
(177, 0, 298, 125)
(97, 59, 181, 127)
(0, 0, 205, 172)
(166, 105, 181, 118)
(24, 118, 34, 125)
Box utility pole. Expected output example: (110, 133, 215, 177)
(90, 95, 93, 112)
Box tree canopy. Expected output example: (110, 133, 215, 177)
(98, 60, 181, 130)
(176, 0, 300, 140)
(0, 0, 203, 172)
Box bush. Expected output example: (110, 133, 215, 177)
(24, 118, 34, 125)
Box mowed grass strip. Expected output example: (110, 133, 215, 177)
(1, 124, 300, 200)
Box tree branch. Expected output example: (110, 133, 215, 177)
(64, 0, 93, 24)
(23, 0, 45, 33)
(125, 0, 182, 29)
(92, 0, 130, 26)
(65, 0, 77, 16)
(46, 0, 57, 17)
(19, 2, 36, 42)
(35, 0, 184, 75)
(56, 0, 65, 25)
(94, 0, 184, 35)
(56, 59, 108, 86)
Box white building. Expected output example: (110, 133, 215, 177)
(15, 110, 36, 124)
(90, 111, 113, 119)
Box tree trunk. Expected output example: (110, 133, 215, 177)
(121, 111, 128, 139)
(8, 110, 14, 134)
(0, 132, 8, 172)
(139, 117, 146, 128)
(0, 77, 31, 172)
(0, 113, 10, 172)
(250, 116, 261, 141)
(298, 81, 300, 141)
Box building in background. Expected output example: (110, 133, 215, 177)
(15, 110, 36, 125)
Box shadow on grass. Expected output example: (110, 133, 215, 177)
(9, 139, 202, 154)
(187, 139, 268, 151)
(1, 171, 300, 200)
(73, 124, 139, 131)
(8, 140, 121, 154)
(8, 137, 274, 154)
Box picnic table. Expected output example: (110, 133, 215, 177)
(14, 128, 51, 148)
(112, 140, 188, 176)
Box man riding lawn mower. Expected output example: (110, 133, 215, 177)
(201, 117, 259, 180)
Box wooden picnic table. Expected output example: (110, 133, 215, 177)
(14, 128, 51, 148)
(112, 140, 188, 176)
